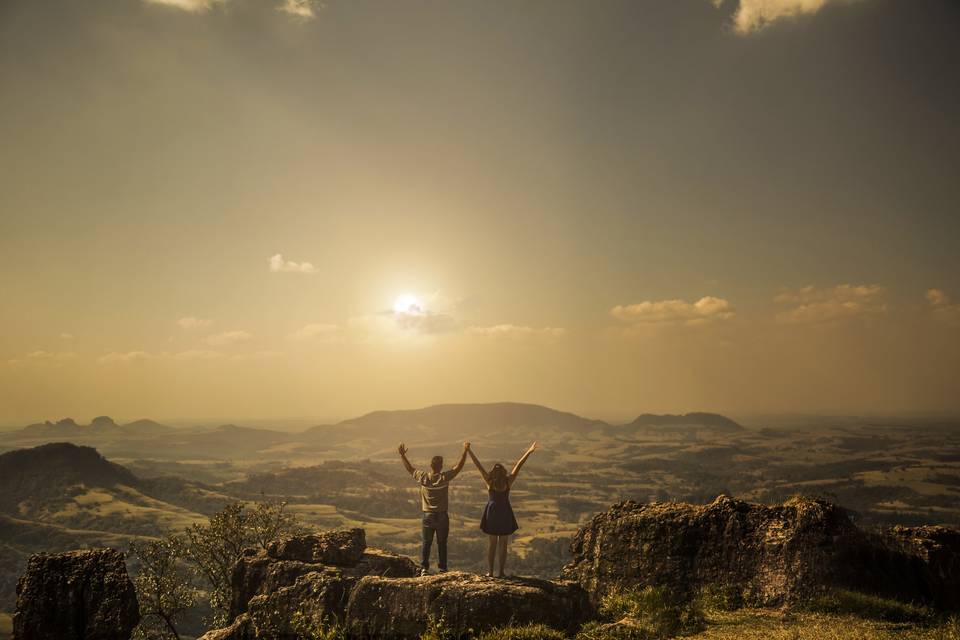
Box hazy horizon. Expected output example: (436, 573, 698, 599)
(5, 402, 960, 434)
(2, 0, 959, 422)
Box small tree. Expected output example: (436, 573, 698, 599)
(183, 500, 303, 625)
(248, 499, 305, 551)
(129, 535, 196, 640)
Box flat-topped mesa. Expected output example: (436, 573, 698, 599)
(13, 548, 140, 640)
(562, 495, 960, 609)
(206, 527, 590, 640)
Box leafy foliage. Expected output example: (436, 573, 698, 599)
(289, 611, 347, 640)
(182, 500, 303, 625)
(578, 586, 706, 639)
(129, 536, 196, 640)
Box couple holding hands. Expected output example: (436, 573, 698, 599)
(398, 440, 538, 578)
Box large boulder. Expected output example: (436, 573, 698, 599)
(266, 528, 366, 566)
(210, 531, 419, 639)
(344, 573, 591, 639)
(230, 535, 418, 618)
(243, 569, 354, 640)
(563, 495, 960, 609)
(13, 548, 140, 640)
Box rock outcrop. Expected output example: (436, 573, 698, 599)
(13, 548, 139, 640)
(266, 527, 367, 566)
(563, 495, 960, 609)
(345, 573, 590, 639)
(203, 528, 590, 640)
(229, 528, 418, 620)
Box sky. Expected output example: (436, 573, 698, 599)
(1, 0, 959, 424)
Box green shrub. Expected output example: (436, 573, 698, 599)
(803, 590, 935, 624)
(698, 583, 745, 612)
(576, 619, 652, 640)
(589, 586, 705, 638)
(476, 624, 567, 640)
(289, 612, 346, 640)
(421, 614, 469, 640)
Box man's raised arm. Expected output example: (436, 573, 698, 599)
(398, 443, 416, 476)
(449, 442, 469, 478)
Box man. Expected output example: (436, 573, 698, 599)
(398, 441, 469, 576)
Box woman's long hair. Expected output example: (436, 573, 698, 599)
(488, 463, 509, 492)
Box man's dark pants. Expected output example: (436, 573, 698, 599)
(421, 511, 449, 571)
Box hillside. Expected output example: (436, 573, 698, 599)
(0, 443, 218, 610)
(336, 402, 606, 435)
(0, 442, 138, 511)
(627, 412, 744, 430)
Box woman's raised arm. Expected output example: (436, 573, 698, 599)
(509, 441, 538, 482)
(467, 447, 490, 483)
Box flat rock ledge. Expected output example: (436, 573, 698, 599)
(202, 528, 590, 640)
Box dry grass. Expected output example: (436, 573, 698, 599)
(691, 609, 960, 640)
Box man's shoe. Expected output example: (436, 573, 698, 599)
(419, 568, 430, 577)
(437, 568, 447, 574)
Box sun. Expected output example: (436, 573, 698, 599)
(393, 294, 422, 314)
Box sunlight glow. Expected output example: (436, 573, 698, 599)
(393, 294, 422, 315)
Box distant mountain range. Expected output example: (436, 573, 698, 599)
(22, 416, 172, 437)
(0, 403, 742, 461)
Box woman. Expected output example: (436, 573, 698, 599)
(467, 441, 538, 578)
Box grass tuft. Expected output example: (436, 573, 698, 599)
(698, 584, 745, 612)
(475, 624, 567, 640)
(803, 590, 935, 624)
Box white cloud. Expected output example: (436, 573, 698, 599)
(393, 307, 457, 334)
(205, 330, 253, 347)
(59, 332, 74, 340)
(345, 310, 456, 341)
(466, 325, 566, 340)
(926, 289, 960, 326)
(230, 350, 285, 361)
(99, 351, 153, 364)
(144, 0, 226, 13)
(611, 296, 735, 326)
(711, 0, 863, 34)
(25, 350, 78, 362)
(926, 289, 950, 307)
(343, 292, 463, 340)
(177, 316, 214, 329)
(774, 284, 886, 323)
(269, 253, 316, 274)
(278, 0, 320, 19)
(172, 349, 224, 360)
(287, 323, 343, 343)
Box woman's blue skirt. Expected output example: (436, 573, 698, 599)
(481, 497, 519, 535)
